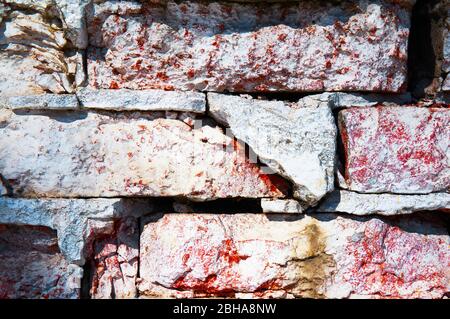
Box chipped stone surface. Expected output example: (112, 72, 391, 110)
(0, 110, 287, 199)
(339, 106, 450, 194)
(0, 197, 151, 264)
(261, 199, 303, 214)
(138, 213, 449, 299)
(0, 94, 79, 110)
(77, 88, 205, 112)
(318, 190, 450, 215)
(0, 2, 86, 96)
(87, 0, 411, 92)
(89, 217, 139, 299)
(2, 0, 89, 49)
(208, 93, 336, 205)
(0, 224, 82, 299)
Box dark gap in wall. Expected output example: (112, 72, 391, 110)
(217, 90, 313, 103)
(80, 259, 92, 299)
(407, 0, 444, 98)
(443, 211, 450, 235)
(81, 50, 89, 88)
(430, 0, 450, 92)
(308, 211, 450, 235)
(0, 174, 13, 196)
(376, 211, 450, 236)
(331, 108, 346, 189)
(136, 216, 141, 290)
(173, 198, 263, 213)
(265, 213, 305, 222)
(303, 192, 333, 215)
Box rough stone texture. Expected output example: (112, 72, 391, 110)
(77, 88, 205, 112)
(87, 0, 411, 93)
(0, 1, 86, 97)
(0, 197, 151, 264)
(260, 199, 303, 214)
(0, 94, 79, 110)
(138, 213, 449, 299)
(2, 0, 89, 49)
(318, 190, 450, 215)
(297, 92, 412, 109)
(0, 0, 448, 301)
(208, 93, 336, 205)
(0, 109, 287, 199)
(89, 217, 139, 299)
(442, 10, 450, 91)
(339, 106, 450, 194)
(0, 224, 82, 299)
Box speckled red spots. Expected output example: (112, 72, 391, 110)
(339, 106, 450, 193)
(86, 0, 411, 92)
(342, 218, 448, 298)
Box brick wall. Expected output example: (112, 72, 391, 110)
(0, 0, 448, 299)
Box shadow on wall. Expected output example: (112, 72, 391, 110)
(407, 0, 445, 98)
(104, 0, 358, 35)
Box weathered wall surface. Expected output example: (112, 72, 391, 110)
(0, 0, 448, 299)
(86, 0, 411, 92)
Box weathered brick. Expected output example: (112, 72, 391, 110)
(208, 93, 336, 205)
(87, 0, 411, 92)
(77, 88, 205, 112)
(339, 106, 449, 194)
(0, 110, 287, 199)
(0, 1, 86, 97)
(0, 224, 82, 299)
(0, 94, 79, 110)
(138, 213, 449, 299)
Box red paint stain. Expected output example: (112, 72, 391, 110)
(156, 72, 169, 81)
(278, 33, 287, 42)
(132, 59, 143, 71)
(219, 239, 248, 264)
(186, 69, 195, 78)
(137, 37, 145, 50)
(109, 81, 119, 89)
(343, 221, 447, 297)
(259, 173, 290, 196)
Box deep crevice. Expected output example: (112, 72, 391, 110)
(407, 0, 446, 98)
(80, 259, 92, 299)
(173, 198, 263, 213)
